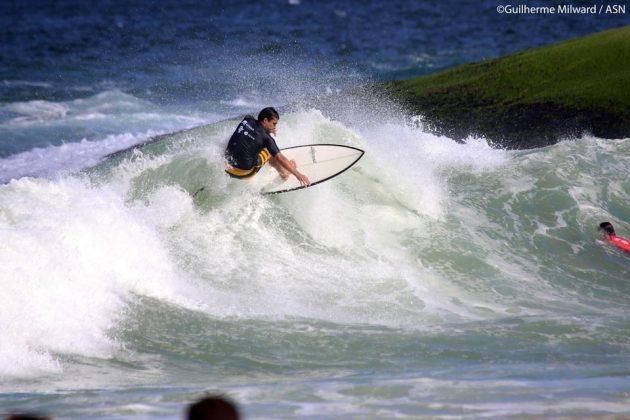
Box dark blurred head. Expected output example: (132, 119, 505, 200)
(187, 395, 239, 420)
(598, 222, 615, 236)
(6, 414, 50, 420)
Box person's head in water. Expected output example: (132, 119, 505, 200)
(258, 107, 279, 135)
(187, 395, 239, 420)
(599, 222, 616, 236)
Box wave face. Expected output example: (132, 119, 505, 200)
(1, 108, 628, 417)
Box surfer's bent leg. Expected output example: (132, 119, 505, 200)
(225, 150, 271, 179)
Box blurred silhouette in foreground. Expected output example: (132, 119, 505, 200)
(187, 395, 240, 420)
(5, 414, 50, 420)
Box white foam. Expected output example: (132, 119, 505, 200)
(0, 176, 202, 378)
(156, 110, 510, 326)
(355, 118, 509, 219)
(4, 100, 69, 122)
(2, 90, 130, 126)
(2, 80, 52, 88)
(0, 130, 162, 183)
(2, 89, 214, 128)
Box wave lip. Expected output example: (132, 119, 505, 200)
(1, 90, 142, 126)
(0, 130, 163, 183)
(0, 89, 225, 180)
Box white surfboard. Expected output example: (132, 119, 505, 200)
(257, 144, 364, 195)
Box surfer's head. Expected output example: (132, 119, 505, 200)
(258, 107, 279, 135)
(599, 222, 616, 236)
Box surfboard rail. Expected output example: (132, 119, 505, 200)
(260, 143, 365, 195)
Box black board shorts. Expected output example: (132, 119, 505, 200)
(225, 148, 271, 179)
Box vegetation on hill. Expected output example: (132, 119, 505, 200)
(382, 26, 630, 148)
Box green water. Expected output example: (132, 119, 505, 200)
(1, 110, 629, 418)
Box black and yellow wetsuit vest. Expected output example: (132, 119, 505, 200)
(224, 116, 280, 178)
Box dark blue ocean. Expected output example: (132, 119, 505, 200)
(1, 0, 627, 166)
(1, 1, 629, 419)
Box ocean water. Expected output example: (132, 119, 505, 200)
(1, 1, 629, 419)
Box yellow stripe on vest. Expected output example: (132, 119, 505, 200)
(225, 166, 257, 177)
(225, 149, 271, 179)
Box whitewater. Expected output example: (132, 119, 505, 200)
(1, 103, 629, 417)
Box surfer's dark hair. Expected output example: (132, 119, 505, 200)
(258, 107, 279, 122)
(599, 222, 615, 236)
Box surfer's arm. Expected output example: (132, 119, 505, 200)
(275, 152, 310, 186)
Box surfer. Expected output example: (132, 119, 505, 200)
(224, 107, 310, 186)
(598, 222, 630, 253)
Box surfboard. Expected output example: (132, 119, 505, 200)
(608, 235, 630, 253)
(257, 144, 364, 195)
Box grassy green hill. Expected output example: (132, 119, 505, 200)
(383, 26, 630, 148)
